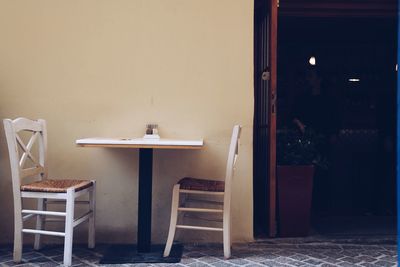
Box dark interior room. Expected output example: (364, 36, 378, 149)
(277, 0, 397, 237)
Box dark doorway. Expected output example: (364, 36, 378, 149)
(276, 15, 397, 235)
(253, 0, 397, 238)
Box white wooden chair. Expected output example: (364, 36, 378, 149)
(163, 125, 241, 259)
(3, 117, 96, 267)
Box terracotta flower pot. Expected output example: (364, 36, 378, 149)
(277, 165, 314, 237)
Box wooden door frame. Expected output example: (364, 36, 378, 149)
(253, 0, 278, 238)
(268, 0, 278, 237)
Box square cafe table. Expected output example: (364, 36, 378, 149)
(76, 137, 203, 263)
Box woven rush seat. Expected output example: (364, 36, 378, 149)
(21, 179, 93, 193)
(178, 177, 225, 192)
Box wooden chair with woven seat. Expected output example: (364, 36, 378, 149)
(163, 125, 241, 259)
(3, 117, 96, 267)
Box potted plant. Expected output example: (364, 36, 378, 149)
(276, 128, 325, 237)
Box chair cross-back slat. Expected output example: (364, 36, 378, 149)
(4, 118, 47, 183)
(17, 132, 40, 169)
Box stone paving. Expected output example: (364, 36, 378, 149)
(0, 238, 397, 267)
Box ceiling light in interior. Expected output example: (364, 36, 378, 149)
(309, 56, 316, 65)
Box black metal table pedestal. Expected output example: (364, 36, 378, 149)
(138, 148, 153, 252)
(99, 148, 183, 264)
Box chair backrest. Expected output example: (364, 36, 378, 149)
(3, 118, 48, 198)
(223, 125, 241, 203)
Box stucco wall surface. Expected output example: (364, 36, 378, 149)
(0, 0, 254, 244)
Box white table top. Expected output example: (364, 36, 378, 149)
(76, 137, 203, 149)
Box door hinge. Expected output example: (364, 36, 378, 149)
(277, 0, 280, 8)
(262, 71, 270, 81)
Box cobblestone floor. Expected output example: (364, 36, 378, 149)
(0, 238, 397, 267)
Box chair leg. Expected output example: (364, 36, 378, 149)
(223, 209, 231, 259)
(223, 228, 231, 259)
(13, 213, 23, 262)
(63, 189, 75, 267)
(163, 184, 181, 257)
(34, 198, 46, 250)
(88, 181, 96, 249)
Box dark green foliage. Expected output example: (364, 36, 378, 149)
(277, 128, 327, 168)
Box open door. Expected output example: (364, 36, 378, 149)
(253, 0, 278, 237)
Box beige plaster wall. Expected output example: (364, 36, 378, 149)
(0, 0, 254, 244)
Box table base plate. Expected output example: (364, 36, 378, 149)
(99, 244, 183, 264)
